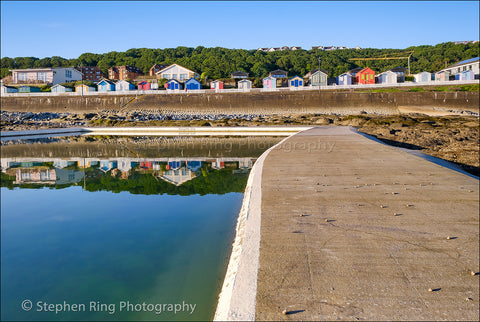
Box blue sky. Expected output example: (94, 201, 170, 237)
(1, 1, 479, 59)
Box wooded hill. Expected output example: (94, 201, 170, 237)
(1, 42, 478, 80)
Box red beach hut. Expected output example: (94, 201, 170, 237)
(355, 67, 375, 85)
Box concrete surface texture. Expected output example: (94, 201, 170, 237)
(256, 126, 479, 321)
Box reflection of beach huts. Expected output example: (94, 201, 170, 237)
(140, 161, 153, 170)
(185, 78, 202, 90)
(263, 76, 277, 89)
(337, 73, 352, 86)
(414, 71, 433, 83)
(117, 159, 132, 172)
(167, 161, 183, 170)
(55, 168, 85, 185)
(51, 84, 73, 93)
(97, 79, 115, 92)
(237, 79, 252, 91)
(53, 160, 76, 168)
(15, 168, 56, 184)
(100, 160, 118, 172)
(186, 161, 203, 172)
(75, 84, 96, 92)
(77, 160, 98, 168)
(212, 159, 225, 170)
(158, 168, 196, 186)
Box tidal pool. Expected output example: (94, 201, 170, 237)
(1, 135, 282, 321)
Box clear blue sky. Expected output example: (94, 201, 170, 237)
(1, 1, 479, 59)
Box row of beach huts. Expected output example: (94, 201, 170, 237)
(1, 57, 478, 94)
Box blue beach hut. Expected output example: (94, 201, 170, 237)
(97, 79, 115, 92)
(185, 78, 202, 90)
(18, 86, 41, 93)
(288, 75, 304, 88)
(186, 161, 202, 172)
(337, 73, 352, 86)
(166, 79, 182, 90)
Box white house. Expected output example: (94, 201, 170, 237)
(9, 67, 82, 85)
(156, 64, 200, 82)
(443, 57, 479, 77)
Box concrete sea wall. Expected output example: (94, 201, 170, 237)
(1, 90, 478, 114)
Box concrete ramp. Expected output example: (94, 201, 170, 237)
(256, 126, 479, 321)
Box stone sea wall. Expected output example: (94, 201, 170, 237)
(1, 90, 478, 115)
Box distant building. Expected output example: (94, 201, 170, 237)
(156, 64, 199, 82)
(149, 64, 169, 77)
(443, 57, 479, 77)
(9, 67, 82, 85)
(108, 65, 143, 80)
(76, 66, 104, 82)
(231, 71, 249, 79)
(269, 69, 288, 78)
(291, 46, 302, 50)
(390, 66, 406, 82)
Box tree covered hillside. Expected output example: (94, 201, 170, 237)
(1, 42, 478, 80)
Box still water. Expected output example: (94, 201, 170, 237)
(1, 135, 281, 321)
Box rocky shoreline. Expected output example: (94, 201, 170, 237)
(1, 111, 479, 176)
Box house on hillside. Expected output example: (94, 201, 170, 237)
(115, 80, 135, 91)
(238, 79, 252, 91)
(185, 78, 202, 90)
(75, 84, 95, 92)
(390, 66, 406, 82)
(97, 79, 115, 92)
(310, 70, 328, 86)
(337, 73, 352, 86)
(76, 66, 104, 82)
(376, 70, 397, 84)
(156, 64, 199, 82)
(414, 71, 433, 83)
(149, 64, 169, 76)
(211, 80, 224, 90)
(288, 75, 304, 88)
(108, 66, 143, 80)
(443, 57, 479, 77)
(231, 71, 249, 79)
(165, 79, 182, 90)
(263, 76, 277, 89)
(10, 67, 82, 85)
(1, 85, 18, 94)
(269, 69, 288, 78)
(355, 67, 375, 85)
(51, 84, 73, 93)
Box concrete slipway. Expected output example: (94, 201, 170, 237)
(215, 126, 479, 321)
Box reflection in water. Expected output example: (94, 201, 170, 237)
(1, 135, 282, 321)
